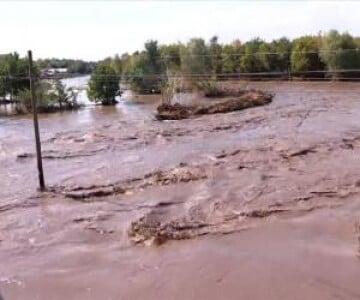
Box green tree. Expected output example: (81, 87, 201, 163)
(221, 40, 243, 76)
(126, 53, 149, 92)
(67, 60, 92, 74)
(180, 38, 211, 76)
(111, 54, 122, 74)
(291, 36, 324, 76)
(120, 53, 131, 74)
(37, 58, 94, 74)
(160, 43, 182, 73)
(240, 38, 266, 73)
(355, 37, 360, 48)
(320, 30, 360, 78)
(258, 43, 276, 72)
(208, 36, 223, 76)
(144, 40, 164, 74)
(48, 79, 79, 110)
(125, 40, 165, 93)
(53, 79, 67, 109)
(241, 38, 290, 75)
(273, 37, 292, 71)
(87, 62, 120, 105)
(0, 53, 30, 100)
(17, 81, 53, 113)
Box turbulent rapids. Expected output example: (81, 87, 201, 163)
(1, 81, 360, 299)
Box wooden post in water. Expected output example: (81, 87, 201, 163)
(28, 50, 45, 191)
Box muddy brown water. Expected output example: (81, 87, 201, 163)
(1, 81, 360, 299)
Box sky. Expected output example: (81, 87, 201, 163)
(0, 0, 359, 61)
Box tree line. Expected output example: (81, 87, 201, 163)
(36, 58, 96, 75)
(86, 29, 360, 104)
(1, 29, 360, 109)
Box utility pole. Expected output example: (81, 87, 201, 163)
(28, 50, 45, 191)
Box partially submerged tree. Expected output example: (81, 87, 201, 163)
(0, 53, 30, 101)
(87, 62, 120, 105)
(16, 79, 79, 113)
(49, 79, 79, 110)
(124, 40, 165, 93)
(17, 81, 52, 113)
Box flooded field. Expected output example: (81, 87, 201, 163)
(1, 81, 360, 299)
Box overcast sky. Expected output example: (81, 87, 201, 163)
(0, 0, 359, 60)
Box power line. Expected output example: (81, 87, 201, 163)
(2, 68, 360, 81)
(41, 69, 360, 80)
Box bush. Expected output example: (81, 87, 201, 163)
(16, 80, 80, 113)
(87, 62, 120, 105)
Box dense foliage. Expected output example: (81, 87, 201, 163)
(16, 79, 80, 114)
(0, 52, 81, 114)
(87, 62, 120, 105)
(122, 40, 165, 93)
(290, 36, 324, 75)
(320, 30, 360, 78)
(3, 29, 359, 111)
(96, 30, 360, 94)
(0, 53, 32, 101)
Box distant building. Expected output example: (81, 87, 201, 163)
(45, 68, 68, 76)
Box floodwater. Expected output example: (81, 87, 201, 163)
(62, 75, 93, 106)
(1, 81, 360, 299)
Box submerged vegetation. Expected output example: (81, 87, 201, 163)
(0, 52, 32, 103)
(123, 40, 165, 94)
(15, 79, 80, 114)
(0, 53, 81, 114)
(87, 62, 120, 105)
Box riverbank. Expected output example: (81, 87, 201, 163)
(1, 81, 360, 299)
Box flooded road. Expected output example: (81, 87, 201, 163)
(1, 81, 360, 299)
